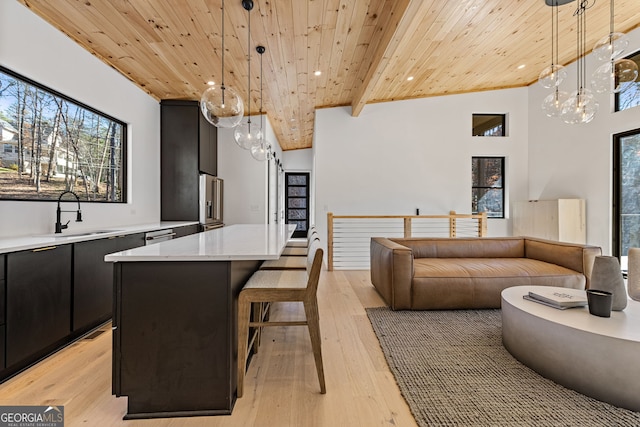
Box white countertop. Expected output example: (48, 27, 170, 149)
(104, 224, 296, 262)
(0, 221, 198, 254)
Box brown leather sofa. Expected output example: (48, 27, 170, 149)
(370, 236, 602, 310)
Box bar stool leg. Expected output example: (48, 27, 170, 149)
(304, 297, 326, 394)
(237, 294, 252, 398)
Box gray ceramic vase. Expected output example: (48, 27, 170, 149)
(628, 248, 640, 302)
(590, 255, 627, 311)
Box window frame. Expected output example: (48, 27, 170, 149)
(472, 156, 505, 219)
(0, 65, 128, 203)
(614, 49, 640, 113)
(612, 127, 640, 261)
(472, 113, 506, 137)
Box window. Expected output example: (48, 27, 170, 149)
(613, 128, 640, 266)
(472, 157, 505, 218)
(472, 114, 506, 137)
(615, 50, 640, 112)
(0, 66, 127, 202)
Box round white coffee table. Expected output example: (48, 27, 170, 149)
(501, 285, 640, 412)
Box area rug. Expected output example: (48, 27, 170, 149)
(366, 308, 640, 427)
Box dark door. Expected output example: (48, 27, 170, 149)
(285, 173, 310, 238)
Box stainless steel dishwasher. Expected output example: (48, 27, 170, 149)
(144, 229, 175, 245)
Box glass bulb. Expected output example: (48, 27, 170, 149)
(200, 84, 244, 128)
(538, 64, 567, 89)
(542, 89, 569, 118)
(250, 138, 269, 161)
(234, 118, 263, 150)
(591, 59, 639, 94)
(591, 61, 615, 93)
(615, 58, 639, 85)
(593, 32, 630, 61)
(560, 89, 599, 124)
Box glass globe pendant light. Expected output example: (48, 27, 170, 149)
(560, 0, 598, 124)
(561, 88, 598, 124)
(200, 0, 244, 128)
(251, 45, 271, 162)
(591, 0, 639, 94)
(542, 88, 569, 117)
(539, 1, 567, 89)
(234, 0, 262, 149)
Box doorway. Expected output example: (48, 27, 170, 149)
(285, 172, 310, 238)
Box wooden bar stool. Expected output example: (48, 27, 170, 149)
(281, 230, 318, 256)
(237, 241, 326, 398)
(261, 236, 320, 270)
(286, 226, 316, 248)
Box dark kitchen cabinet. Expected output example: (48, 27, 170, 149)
(0, 255, 5, 370)
(174, 224, 200, 238)
(73, 238, 117, 333)
(6, 245, 72, 369)
(161, 100, 218, 221)
(73, 232, 146, 334)
(199, 110, 218, 176)
(116, 233, 145, 251)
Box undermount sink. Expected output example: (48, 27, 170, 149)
(45, 229, 124, 238)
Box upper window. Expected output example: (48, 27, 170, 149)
(615, 50, 640, 112)
(0, 66, 127, 202)
(472, 157, 505, 218)
(472, 114, 506, 137)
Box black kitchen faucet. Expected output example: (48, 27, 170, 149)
(55, 190, 83, 233)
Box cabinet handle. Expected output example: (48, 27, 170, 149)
(32, 246, 57, 252)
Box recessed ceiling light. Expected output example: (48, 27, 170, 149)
(407, 76, 414, 81)
(207, 80, 215, 85)
(314, 70, 322, 76)
(517, 64, 526, 70)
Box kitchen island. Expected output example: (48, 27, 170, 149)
(105, 224, 295, 419)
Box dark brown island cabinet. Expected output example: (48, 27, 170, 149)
(112, 259, 261, 419)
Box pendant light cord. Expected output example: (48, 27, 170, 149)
(247, 2, 251, 128)
(221, 0, 226, 104)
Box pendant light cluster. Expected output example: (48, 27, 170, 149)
(591, 0, 639, 94)
(540, 0, 638, 124)
(201, 0, 274, 162)
(560, 0, 599, 124)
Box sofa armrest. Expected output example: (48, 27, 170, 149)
(524, 237, 602, 288)
(370, 237, 413, 310)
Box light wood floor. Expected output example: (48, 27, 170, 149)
(0, 270, 418, 427)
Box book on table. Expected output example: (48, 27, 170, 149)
(523, 288, 588, 310)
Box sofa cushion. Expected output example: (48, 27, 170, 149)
(410, 258, 585, 309)
(391, 237, 525, 258)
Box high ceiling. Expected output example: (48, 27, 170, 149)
(17, 0, 640, 151)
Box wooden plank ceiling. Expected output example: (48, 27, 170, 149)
(17, 0, 640, 151)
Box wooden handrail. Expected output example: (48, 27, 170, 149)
(326, 211, 487, 271)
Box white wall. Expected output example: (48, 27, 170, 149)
(0, 1, 160, 237)
(283, 148, 313, 171)
(218, 114, 282, 224)
(528, 27, 640, 254)
(314, 88, 531, 248)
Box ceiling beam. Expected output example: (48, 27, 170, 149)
(350, 0, 425, 117)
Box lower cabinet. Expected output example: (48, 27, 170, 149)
(73, 238, 118, 333)
(0, 255, 5, 371)
(174, 224, 200, 238)
(0, 226, 198, 381)
(6, 245, 72, 369)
